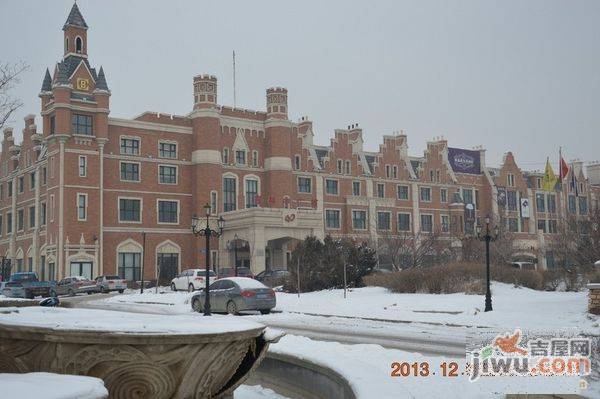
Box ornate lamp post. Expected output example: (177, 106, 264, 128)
(191, 204, 225, 316)
(476, 215, 499, 312)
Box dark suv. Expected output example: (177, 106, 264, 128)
(256, 270, 290, 287)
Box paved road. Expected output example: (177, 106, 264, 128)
(61, 293, 466, 357)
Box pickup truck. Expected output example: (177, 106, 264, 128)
(2, 272, 53, 299)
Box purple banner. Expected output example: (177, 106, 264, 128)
(448, 148, 481, 175)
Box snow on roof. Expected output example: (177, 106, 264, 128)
(0, 372, 107, 399)
(0, 307, 264, 335)
(224, 277, 269, 290)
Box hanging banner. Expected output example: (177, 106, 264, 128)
(520, 197, 530, 218)
(497, 187, 507, 206)
(448, 148, 481, 175)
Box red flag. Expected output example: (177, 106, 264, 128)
(559, 157, 569, 181)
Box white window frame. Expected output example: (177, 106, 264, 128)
(252, 150, 259, 167)
(440, 188, 448, 203)
(351, 209, 368, 231)
(397, 212, 411, 232)
(297, 176, 312, 194)
(78, 155, 87, 177)
(294, 154, 301, 170)
(222, 148, 229, 164)
(440, 214, 450, 233)
(397, 185, 409, 200)
(77, 193, 88, 221)
(158, 140, 178, 159)
(420, 186, 432, 203)
(420, 213, 434, 233)
(119, 161, 141, 183)
(377, 183, 385, 198)
(352, 181, 361, 196)
(210, 190, 218, 214)
(119, 135, 141, 156)
(324, 208, 342, 230)
(118, 196, 143, 224)
(50, 195, 55, 222)
(158, 164, 178, 185)
(345, 160, 351, 175)
(325, 178, 339, 196)
(392, 165, 398, 179)
(337, 159, 343, 174)
(156, 198, 180, 225)
(243, 175, 261, 209)
(377, 211, 392, 231)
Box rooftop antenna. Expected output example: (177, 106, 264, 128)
(232, 50, 237, 108)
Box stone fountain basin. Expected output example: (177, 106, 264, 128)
(0, 307, 280, 399)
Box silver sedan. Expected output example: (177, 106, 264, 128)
(191, 277, 276, 315)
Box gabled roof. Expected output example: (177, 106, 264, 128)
(55, 55, 97, 85)
(63, 3, 88, 30)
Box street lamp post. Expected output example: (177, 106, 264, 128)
(476, 215, 499, 312)
(233, 233, 239, 277)
(191, 204, 225, 316)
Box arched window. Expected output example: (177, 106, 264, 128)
(76, 37, 83, 53)
(65, 37, 69, 53)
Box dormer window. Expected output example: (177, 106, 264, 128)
(76, 37, 83, 53)
(235, 150, 246, 166)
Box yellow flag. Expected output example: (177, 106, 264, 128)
(541, 158, 558, 191)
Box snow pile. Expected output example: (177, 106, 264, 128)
(0, 372, 108, 399)
(275, 282, 597, 332)
(270, 335, 583, 398)
(235, 384, 291, 399)
(0, 307, 264, 334)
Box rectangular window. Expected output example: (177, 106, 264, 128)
(352, 210, 367, 230)
(0, 184, 3, 200)
(547, 194, 556, 213)
(118, 252, 141, 282)
(71, 114, 93, 135)
(392, 165, 398, 179)
(440, 188, 447, 203)
(30, 172, 35, 189)
(41, 203, 46, 226)
(42, 167, 47, 185)
(223, 177, 237, 212)
(79, 156, 87, 177)
(397, 213, 411, 231)
(345, 160, 351, 175)
(222, 148, 229, 164)
(537, 219, 547, 233)
(325, 210, 341, 229)
(245, 179, 258, 208)
(377, 212, 391, 230)
(298, 177, 312, 193)
(210, 191, 218, 214)
(420, 214, 433, 233)
(7, 181, 12, 197)
(158, 200, 178, 223)
(235, 150, 246, 165)
(548, 219, 557, 233)
(294, 155, 300, 170)
(536, 193, 545, 213)
(253, 151, 259, 167)
(119, 198, 141, 222)
(508, 173, 515, 187)
(377, 183, 385, 198)
(17, 209, 24, 231)
(396, 185, 409, 200)
(386, 165, 391, 178)
(158, 165, 177, 184)
(420, 187, 431, 202)
(120, 137, 140, 155)
(475, 190, 480, 210)
(50, 116, 56, 135)
(120, 162, 140, 181)
(507, 190, 517, 211)
(29, 206, 35, 228)
(325, 179, 338, 195)
(337, 160, 343, 174)
(50, 195, 55, 222)
(508, 218, 519, 232)
(18, 176, 24, 193)
(6, 212, 12, 234)
(579, 197, 588, 215)
(568, 195, 576, 214)
(441, 215, 450, 232)
(77, 194, 87, 221)
(352, 181, 361, 196)
(462, 188, 473, 205)
(158, 142, 177, 158)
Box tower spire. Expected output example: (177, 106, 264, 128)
(63, 2, 88, 31)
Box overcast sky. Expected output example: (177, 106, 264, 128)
(2, 0, 599, 169)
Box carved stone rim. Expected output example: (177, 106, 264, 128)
(0, 323, 266, 345)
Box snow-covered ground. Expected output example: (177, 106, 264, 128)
(0, 372, 107, 399)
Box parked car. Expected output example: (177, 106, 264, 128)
(511, 262, 537, 270)
(95, 275, 127, 293)
(50, 276, 100, 297)
(171, 269, 217, 292)
(255, 269, 290, 287)
(595, 260, 600, 268)
(2, 272, 53, 299)
(218, 267, 254, 279)
(191, 277, 276, 315)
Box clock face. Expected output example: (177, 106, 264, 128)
(77, 78, 90, 91)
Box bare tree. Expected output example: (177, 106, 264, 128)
(548, 209, 600, 270)
(0, 61, 29, 130)
(452, 217, 516, 265)
(379, 229, 450, 270)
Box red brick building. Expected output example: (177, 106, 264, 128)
(1, 4, 598, 282)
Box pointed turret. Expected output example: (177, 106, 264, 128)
(63, 2, 88, 30)
(41, 68, 52, 92)
(96, 66, 109, 91)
